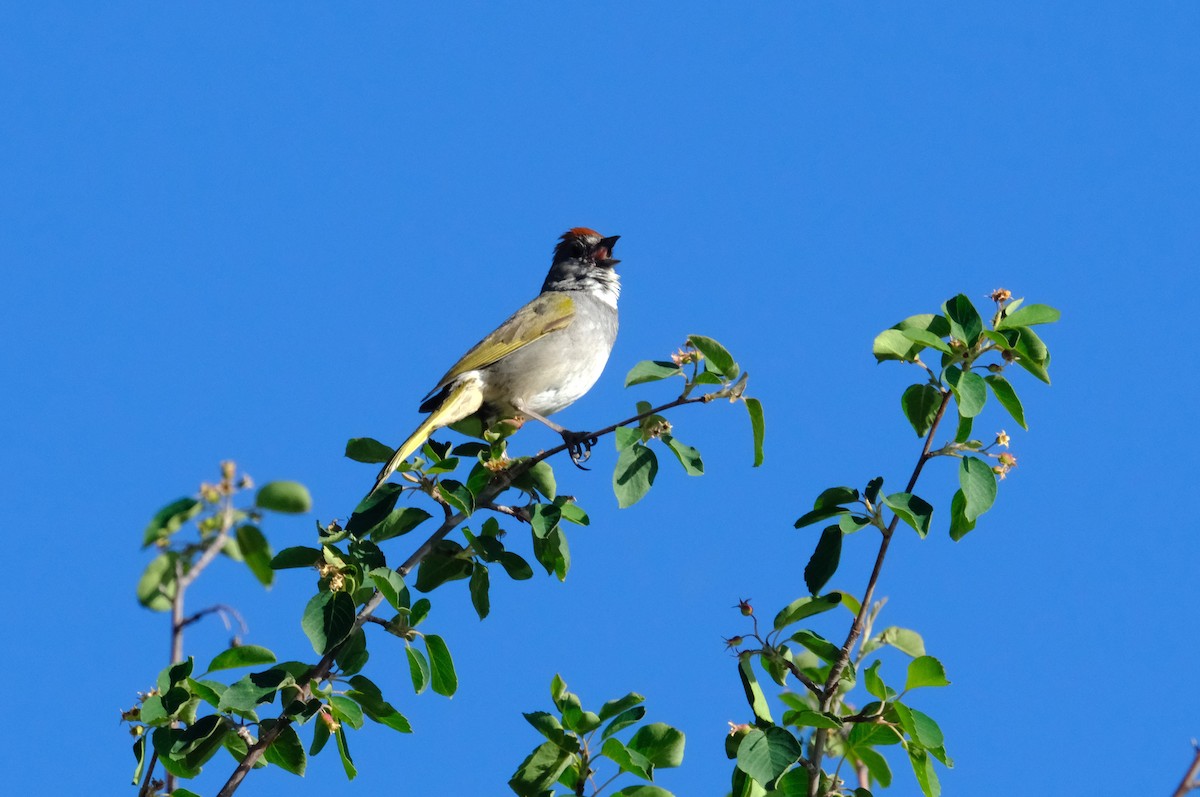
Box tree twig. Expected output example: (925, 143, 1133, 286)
(216, 391, 716, 796)
(807, 390, 952, 795)
(1171, 744, 1200, 797)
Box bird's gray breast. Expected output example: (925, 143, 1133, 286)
(482, 291, 618, 417)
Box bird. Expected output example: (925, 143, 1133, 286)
(368, 227, 621, 496)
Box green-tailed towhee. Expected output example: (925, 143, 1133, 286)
(369, 227, 621, 495)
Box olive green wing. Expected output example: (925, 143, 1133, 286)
(430, 292, 575, 390)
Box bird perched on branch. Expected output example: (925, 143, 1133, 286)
(369, 227, 621, 496)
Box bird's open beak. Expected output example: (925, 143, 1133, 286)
(598, 235, 621, 267)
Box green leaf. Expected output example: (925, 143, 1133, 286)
(613, 443, 658, 508)
(530, 503, 562, 539)
(601, 706, 647, 740)
(959, 457, 997, 522)
(369, 567, 409, 611)
(948, 490, 976, 541)
(790, 629, 842, 662)
(744, 397, 765, 467)
(883, 493, 934, 538)
(438, 479, 474, 515)
(599, 692, 646, 722)
(942, 294, 983, 346)
(839, 514, 872, 533)
(414, 542, 473, 592)
(602, 737, 653, 780)
(772, 767, 811, 796)
(899, 326, 952, 353)
(217, 668, 294, 712)
(737, 653, 773, 724)
(301, 591, 356, 655)
(526, 461, 557, 501)
(187, 679, 224, 709)
(663, 434, 704, 476)
(142, 498, 201, 547)
(270, 546, 322, 570)
(736, 727, 802, 786)
(261, 721, 306, 776)
(309, 718, 330, 756)
(984, 375, 1027, 430)
(350, 672, 415, 734)
(863, 660, 891, 700)
(329, 695, 365, 730)
(872, 328, 919, 363)
(905, 656, 950, 690)
(345, 484, 402, 536)
(469, 564, 490, 620)
(855, 746, 893, 788)
(996, 303, 1060, 329)
(236, 525, 274, 587)
(864, 476, 884, 504)
(901, 384, 943, 437)
(953, 411, 973, 444)
(370, 507, 433, 543)
(613, 786, 675, 796)
(255, 481, 312, 514)
(532, 527, 571, 581)
(688, 334, 738, 378)
(523, 711, 566, 743)
(558, 499, 589, 526)
(793, 506, 847, 529)
(334, 628, 369, 675)
(781, 709, 842, 729)
(1008, 326, 1051, 383)
(425, 634, 457, 696)
(804, 526, 842, 594)
(410, 597, 430, 626)
(816, 486, 858, 508)
(498, 552, 534, 580)
(508, 740, 575, 797)
(334, 726, 356, 780)
(615, 425, 641, 451)
(773, 593, 842, 631)
(405, 644, 430, 694)
(136, 553, 176, 612)
(628, 722, 685, 768)
(898, 313, 951, 337)
(795, 486, 857, 528)
(344, 437, 396, 464)
(625, 360, 684, 386)
(945, 367, 986, 418)
(878, 627, 926, 657)
(205, 645, 277, 674)
(909, 748, 941, 797)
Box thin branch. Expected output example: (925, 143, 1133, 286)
(137, 750, 160, 797)
(480, 502, 531, 524)
(216, 391, 716, 796)
(807, 390, 952, 796)
(1172, 744, 1200, 797)
(780, 657, 823, 697)
(180, 603, 248, 635)
(166, 494, 236, 794)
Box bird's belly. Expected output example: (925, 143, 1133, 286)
(485, 339, 610, 416)
(480, 299, 617, 418)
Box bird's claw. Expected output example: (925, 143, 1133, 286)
(562, 431, 599, 470)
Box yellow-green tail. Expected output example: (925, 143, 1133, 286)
(368, 379, 484, 497)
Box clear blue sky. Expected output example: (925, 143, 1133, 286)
(4, 3, 1197, 795)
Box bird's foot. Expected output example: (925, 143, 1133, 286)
(561, 430, 599, 470)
